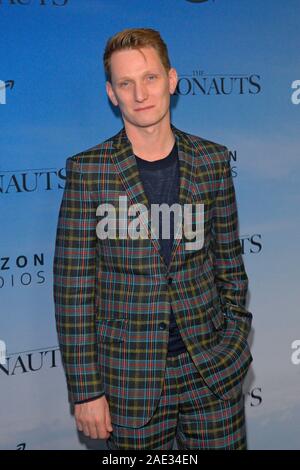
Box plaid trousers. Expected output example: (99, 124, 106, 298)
(106, 350, 247, 450)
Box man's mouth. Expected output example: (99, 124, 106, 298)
(134, 105, 155, 112)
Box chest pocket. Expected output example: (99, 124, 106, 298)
(96, 318, 128, 343)
(209, 306, 225, 331)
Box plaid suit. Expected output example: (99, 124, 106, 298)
(53, 125, 253, 432)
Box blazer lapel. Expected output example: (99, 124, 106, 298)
(110, 125, 198, 273)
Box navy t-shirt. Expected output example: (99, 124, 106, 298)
(135, 142, 187, 357)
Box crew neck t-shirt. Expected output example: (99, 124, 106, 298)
(135, 142, 187, 357)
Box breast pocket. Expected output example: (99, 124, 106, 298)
(96, 318, 128, 343)
(208, 306, 225, 332)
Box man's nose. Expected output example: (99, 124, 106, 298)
(134, 82, 148, 102)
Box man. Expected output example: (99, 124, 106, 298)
(53, 28, 253, 450)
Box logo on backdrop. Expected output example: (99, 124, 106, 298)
(17, 443, 26, 450)
(0, 167, 66, 194)
(229, 148, 238, 178)
(175, 70, 261, 96)
(0, 151, 238, 193)
(291, 340, 300, 365)
(0, 80, 14, 105)
(246, 387, 263, 407)
(0, 346, 60, 376)
(227, 149, 263, 256)
(0, 0, 68, 6)
(291, 80, 300, 105)
(240, 234, 262, 255)
(228, 147, 252, 178)
(0, 253, 46, 289)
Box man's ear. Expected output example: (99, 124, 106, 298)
(168, 67, 178, 95)
(106, 81, 119, 106)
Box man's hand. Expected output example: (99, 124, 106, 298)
(74, 395, 113, 440)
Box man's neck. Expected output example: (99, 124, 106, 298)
(124, 120, 175, 162)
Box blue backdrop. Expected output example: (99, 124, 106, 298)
(1, 0, 300, 450)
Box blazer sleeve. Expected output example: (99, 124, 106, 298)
(53, 157, 104, 403)
(212, 148, 253, 338)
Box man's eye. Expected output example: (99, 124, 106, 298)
(148, 75, 156, 80)
(120, 82, 129, 87)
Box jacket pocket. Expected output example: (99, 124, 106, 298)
(96, 318, 128, 343)
(209, 306, 225, 331)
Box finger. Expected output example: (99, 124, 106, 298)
(75, 417, 83, 433)
(88, 423, 99, 440)
(94, 421, 109, 440)
(105, 411, 113, 433)
(82, 424, 90, 437)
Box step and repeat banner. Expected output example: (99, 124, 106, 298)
(1, 0, 299, 450)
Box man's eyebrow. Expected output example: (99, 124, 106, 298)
(116, 71, 160, 82)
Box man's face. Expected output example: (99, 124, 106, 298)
(106, 47, 178, 130)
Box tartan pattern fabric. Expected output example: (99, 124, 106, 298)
(53, 125, 253, 428)
(106, 350, 246, 450)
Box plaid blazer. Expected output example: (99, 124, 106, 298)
(53, 125, 253, 428)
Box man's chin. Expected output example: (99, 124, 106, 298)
(124, 114, 168, 129)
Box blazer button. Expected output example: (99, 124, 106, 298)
(167, 277, 173, 285)
(159, 322, 166, 330)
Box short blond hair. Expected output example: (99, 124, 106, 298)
(103, 28, 171, 82)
